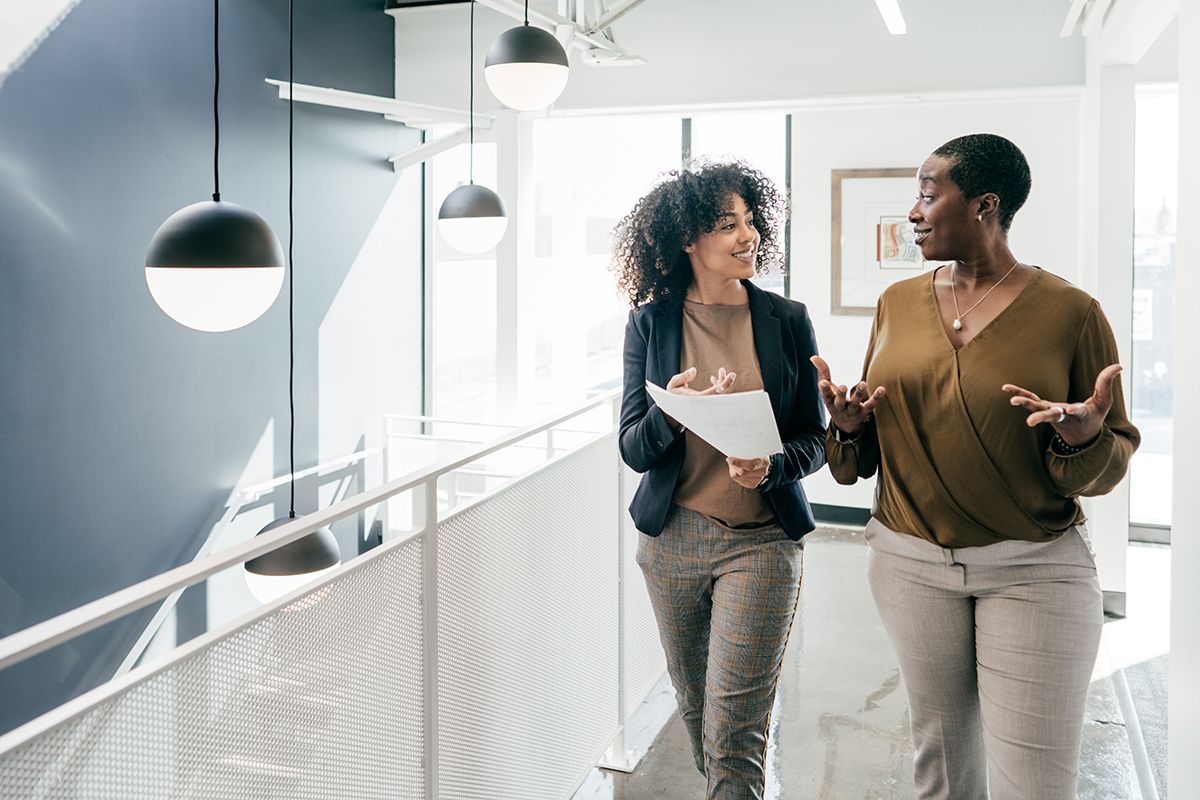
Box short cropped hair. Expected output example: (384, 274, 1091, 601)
(933, 133, 1031, 233)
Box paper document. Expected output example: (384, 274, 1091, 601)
(645, 381, 783, 459)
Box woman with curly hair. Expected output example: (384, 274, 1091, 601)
(614, 161, 826, 798)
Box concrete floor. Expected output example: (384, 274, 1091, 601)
(574, 527, 1168, 800)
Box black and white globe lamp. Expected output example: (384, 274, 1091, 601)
(484, 0, 570, 111)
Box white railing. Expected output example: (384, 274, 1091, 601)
(115, 446, 382, 678)
(0, 389, 668, 800)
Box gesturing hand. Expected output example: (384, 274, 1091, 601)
(667, 366, 736, 397)
(1002, 364, 1122, 447)
(810, 355, 886, 438)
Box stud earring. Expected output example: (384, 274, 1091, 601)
(977, 214, 983, 221)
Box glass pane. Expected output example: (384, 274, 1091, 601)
(431, 142, 500, 420)
(529, 114, 682, 415)
(1129, 86, 1177, 526)
(689, 112, 788, 295)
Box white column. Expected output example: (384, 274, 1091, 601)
(494, 110, 537, 420)
(1169, 2, 1200, 795)
(1080, 45, 1135, 613)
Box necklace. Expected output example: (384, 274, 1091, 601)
(950, 260, 1021, 331)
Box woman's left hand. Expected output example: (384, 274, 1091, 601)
(1002, 364, 1123, 447)
(727, 456, 770, 489)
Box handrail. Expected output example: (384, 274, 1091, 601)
(112, 447, 380, 677)
(0, 389, 621, 672)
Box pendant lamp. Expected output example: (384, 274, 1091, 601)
(145, 0, 284, 333)
(244, 0, 339, 605)
(439, 0, 508, 254)
(484, 0, 569, 112)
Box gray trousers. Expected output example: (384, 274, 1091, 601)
(864, 518, 1104, 800)
(636, 506, 803, 800)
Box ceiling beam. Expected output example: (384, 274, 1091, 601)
(1061, 0, 1090, 37)
(588, 0, 650, 34)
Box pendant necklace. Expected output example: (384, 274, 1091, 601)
(950, 260, 1021, 331)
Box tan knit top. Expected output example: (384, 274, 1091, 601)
(826, 268, 1141, 548)
(673, 300, 776, 530)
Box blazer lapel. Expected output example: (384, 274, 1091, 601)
(747, 282, 784, 423)
(654, 301, 683, 388)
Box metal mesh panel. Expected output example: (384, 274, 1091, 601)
(0, 539, 426, 800)
(620, 465, 668, 719)
(436, 435, 621, 800)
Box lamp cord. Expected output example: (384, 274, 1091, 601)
(524, 0, 529, 25)
(212, 0, 220, 202)
(469, 0, 474, 185)
(288, 0, 296, 520)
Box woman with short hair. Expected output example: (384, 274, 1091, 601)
(816, 133, 1140, 800)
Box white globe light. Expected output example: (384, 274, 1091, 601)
(244, 563, 340, 606)
(438, 216, 509, 254)
(484, 24, 570, 111)
(437, 184, 508, 254)
(484, 61, 569, 112)
(145, 200, 285, 332)
(145, 266, 285, 332)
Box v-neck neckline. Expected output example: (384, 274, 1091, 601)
(930, 265, 1044, 353)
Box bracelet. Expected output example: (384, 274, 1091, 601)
(1050, 431, 1091, 456)
(756, 457, 773, 488)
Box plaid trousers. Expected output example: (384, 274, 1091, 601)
(636, 505, 803, 800)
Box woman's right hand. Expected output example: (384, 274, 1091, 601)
(810, 356, 885, 438)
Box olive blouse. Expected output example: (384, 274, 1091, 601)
(826, 268, 1141, 548)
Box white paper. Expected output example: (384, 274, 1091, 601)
(645, 381, 783, 459)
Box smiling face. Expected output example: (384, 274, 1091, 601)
(908, 154, 982, 263)
(684, 194, 760, 284)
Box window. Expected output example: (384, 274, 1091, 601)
(429, 141, 500, 421)
(528, 114, 682, 413)
(1129, 86, 1177, 527)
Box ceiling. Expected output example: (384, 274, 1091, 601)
(393, 0, 1094, 111)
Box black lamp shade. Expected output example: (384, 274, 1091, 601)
(485, 24, 569, 70)
(146, 200, 284, 269)
(245, 517, 341, 576)
(438, 183, 507, 219)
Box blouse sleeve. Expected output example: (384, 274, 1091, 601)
(825, 418, 880, 484)
(1045, 300, 1141, 497)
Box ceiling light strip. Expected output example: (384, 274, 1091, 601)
(873, 0, 907, 35)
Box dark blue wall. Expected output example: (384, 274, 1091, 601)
(0, 0, 416, 733)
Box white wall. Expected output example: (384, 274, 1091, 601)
(318, 167, 424, 519)
(789, 91, 1084, 508)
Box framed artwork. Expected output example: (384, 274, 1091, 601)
(831, 167, 932, 315)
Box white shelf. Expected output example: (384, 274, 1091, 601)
(265, 79, 492, 130)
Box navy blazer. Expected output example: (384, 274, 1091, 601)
(618, 281, 827, 540)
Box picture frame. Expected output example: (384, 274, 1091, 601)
(831, 167, 931, 315)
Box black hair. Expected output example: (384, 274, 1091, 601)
(611, 160, 785, 308)
(933, 133, 1031, 233)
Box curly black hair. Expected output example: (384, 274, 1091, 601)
(932, 133, 1031, 233)
(610, 161, 786, 308)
